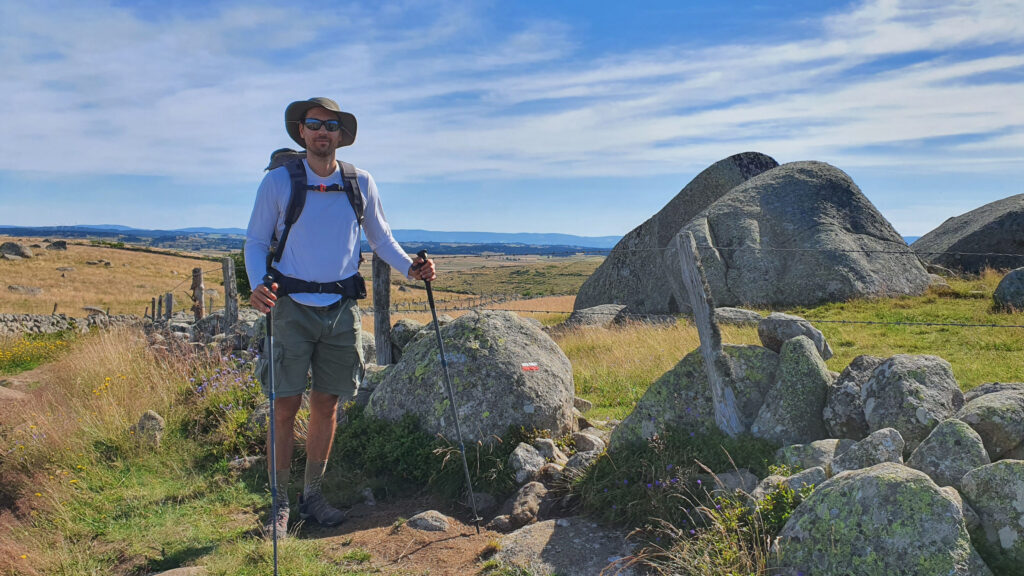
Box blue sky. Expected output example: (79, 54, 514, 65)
(1, 0, 1022, 237)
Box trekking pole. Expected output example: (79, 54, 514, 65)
(416, 250, 482, 534)
(262, 275, 281, 576)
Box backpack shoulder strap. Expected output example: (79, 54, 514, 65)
(338, 161, 364, 226)
(273, 158, 308, 264)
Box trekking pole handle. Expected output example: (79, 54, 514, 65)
(415, 250, 437, 307)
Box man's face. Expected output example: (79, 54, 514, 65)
(298, 107, 341, 157)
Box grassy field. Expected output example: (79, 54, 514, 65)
(3, 240, 1024, 573)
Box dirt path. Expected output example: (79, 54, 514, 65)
(297, 496, 500, 575)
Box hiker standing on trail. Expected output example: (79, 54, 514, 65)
(245, 97, 436, 537)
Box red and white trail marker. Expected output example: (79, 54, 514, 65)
(521, 362, 539, 371)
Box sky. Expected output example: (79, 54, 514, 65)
(1, 0, 1022, 237)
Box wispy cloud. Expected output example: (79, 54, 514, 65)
(1, 0, 1022, 188)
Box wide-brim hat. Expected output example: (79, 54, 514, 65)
(284, 97, 357, 148)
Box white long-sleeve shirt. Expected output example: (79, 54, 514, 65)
(245, 159, 414, 307)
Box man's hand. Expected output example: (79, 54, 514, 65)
(250, 282, 278, 313)
(409, 257, 436, 281)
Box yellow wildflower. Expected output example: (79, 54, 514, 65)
(35, 492, 41, 497)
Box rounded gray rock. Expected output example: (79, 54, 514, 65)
(407, 510, 452, 532)
(757, 313, 833, 360)
(994, 267, 1024, 311)
(750, 336, 830, 445)
(714, 307, 763, 326)
(913, 193, 1024, 274)
(610, 344, 778, 449)
(365, 311, 575, 444)
(956, 390, 1024, 460)
(666, 161, 930, 310)
(861, 354, 964, 454)
(575, 152, 779, 314)
(564, 304, 625, 328)
(773, 462, 983, 576)
(907, 419, 990, 490)
(961, 460, 1024, 573)
(830, 427, 904, 475)
(823, 355, 884, 439)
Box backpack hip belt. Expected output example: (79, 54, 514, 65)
(267, 267, 367, 300)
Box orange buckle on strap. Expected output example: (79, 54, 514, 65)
(317, 184, 326, 192)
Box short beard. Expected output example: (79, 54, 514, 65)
(308, 145, 333, 160)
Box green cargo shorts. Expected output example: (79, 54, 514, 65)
(256, 296, 364, 400)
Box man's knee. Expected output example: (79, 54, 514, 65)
(309, 390, 339, 417)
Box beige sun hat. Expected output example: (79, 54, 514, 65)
(284, 97, 357, 148)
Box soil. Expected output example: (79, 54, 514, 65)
(296, 495, 502, 575)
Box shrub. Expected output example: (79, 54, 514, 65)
(572, 426, 778, 527)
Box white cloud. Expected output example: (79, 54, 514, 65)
(0, 0, 1023, 189)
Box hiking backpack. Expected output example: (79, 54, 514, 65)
(263, 148, 365, 265)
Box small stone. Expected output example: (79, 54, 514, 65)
(407, 510, 451, 532)
(573, 397, 593, 413)
(573, 432, 605, 453)
(509, 442, 545, 484)
(361, 486, 376, 506)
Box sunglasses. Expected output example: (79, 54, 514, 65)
(302, 118, 341, 132)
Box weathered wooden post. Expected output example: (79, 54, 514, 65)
(156, 295, 163, 319)
(208, 293, 214, 315)
(222, 257, 238, 332)
(52, 303, 58, 315)
(190, 267, 205, 321)
(372, 254, 393, 365)
(674, 231, 744, 437)
(164, 292, 174, 320)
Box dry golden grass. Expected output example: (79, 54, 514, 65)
(552, 321, 762, 419)
(0, 236, 223, 316)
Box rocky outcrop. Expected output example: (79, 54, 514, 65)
(365, 311, 576, 444)
(913, 194, 1024, 274)
(0, 313, 142, 338)
(714, 307, 763, 326)
(494, 518, 639, 576)
(773, 462, 987, 576)
(575, 152, 779, 314)
(0, 242, 33, 258)
(775, 439, 856, 473)
(663, 161, 930, 310)
(563, 304, 626, 328)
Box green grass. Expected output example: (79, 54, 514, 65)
(0, 331, 75, 376)
(556, 270, 1024, 421)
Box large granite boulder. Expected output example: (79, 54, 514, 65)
(575, 152, 779, 314)
(861, 355, 965, 454)
(823, 355, 885, 440)
(609, 344, 778, 449)
(757, 313, 833, 360)
(961, 460, 1024, 574)
(993, 268, 1024, 311)
(0, 242, 33, 258)
(663, 161, 930, 309)
(906, 419, 990, 490)
(913, 194, 1024, 274)
(773, 462, 988, 576)
(364, 311, 575, 444)
(563, 304, 625, 328)
(750, 336, 830, 445)
(956, 389, 1024, 460)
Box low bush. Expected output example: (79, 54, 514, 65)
(573, 426, 778, 527)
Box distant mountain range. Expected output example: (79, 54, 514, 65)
(0, 224, 621, 250)
(0, 225, 923, 250)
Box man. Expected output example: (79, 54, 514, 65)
(245, 97, 435, 537)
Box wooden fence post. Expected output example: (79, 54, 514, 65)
(373, 254, 393, 365)
(674, 231, 745, 437)
(164, 292, 174, 320)
(156, 295, 163, 319)
(191, 267, 205, 321)
(222, 257, 238, 332)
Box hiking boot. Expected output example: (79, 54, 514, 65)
(298, 491, 347, 526)
(263, 502, 290, 540)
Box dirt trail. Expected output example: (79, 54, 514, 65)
(297, 496, 500, 575)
